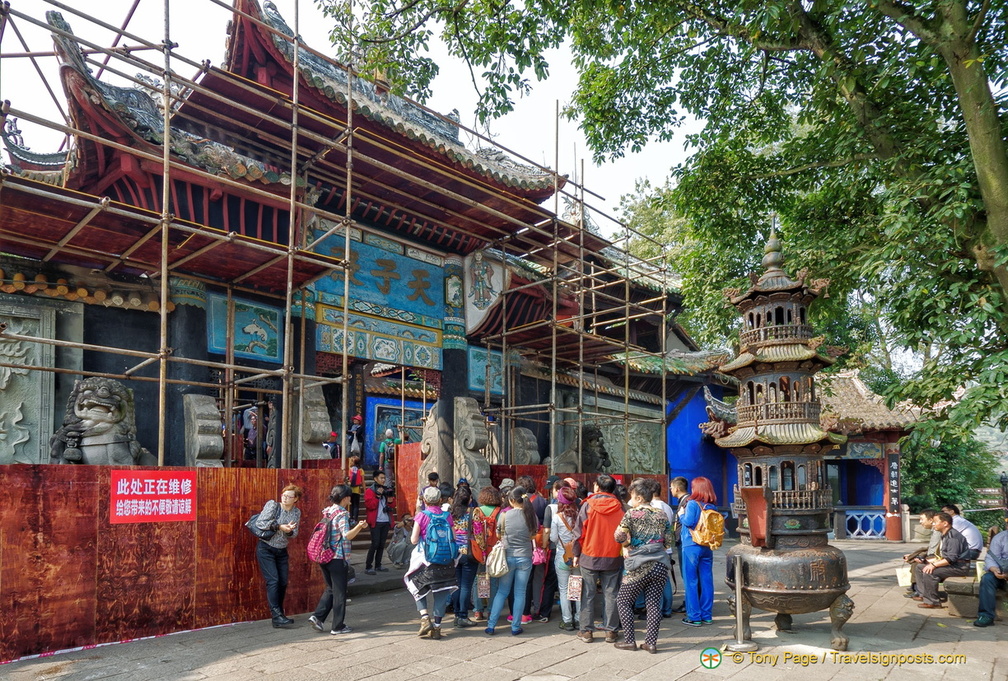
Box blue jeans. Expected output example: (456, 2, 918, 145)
(554, 551, 580, 624)
(452, 553, 479, 618)
(256, 541, 289, 613)
(977, 569, 1007, 619)
(416, 589, 451, 621)
(682, 544, 714, 621)
(488, 555, 532, 632)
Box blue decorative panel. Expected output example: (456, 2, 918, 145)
(314, 231, 444, 321)
(364, 396, 427, 469)
(468, 345, 504, 396)
(207, 293, 283, 363)
(317, 303, 442, 370)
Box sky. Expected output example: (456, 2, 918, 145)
(0, 0, 701, 240)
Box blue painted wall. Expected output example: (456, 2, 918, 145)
(666, 385, 737, 505)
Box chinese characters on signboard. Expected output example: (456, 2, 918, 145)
(110, 470, 197, 523)
(886, 447, 900, 514)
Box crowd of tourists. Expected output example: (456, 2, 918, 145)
(252, 471, 723, 653)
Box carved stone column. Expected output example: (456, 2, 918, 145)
(454, 397, 491, 490)
(183, 393, 224, 466)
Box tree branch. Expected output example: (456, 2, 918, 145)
(967, 0, 991, 43)
(873, 0, 941, 45)
(743, 153, 879, 179)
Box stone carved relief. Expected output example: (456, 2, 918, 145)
(183, 393, 224, 467)
(599, 421, 663, 474)
(295, 383, 331, 460)
(418, 402, 449, 489)
(454, 397, 490, 490)
(49, 377, 155, 465)
(0, 302, 56, 464)
(545, 425, 611, 474)
(509, 427, 539, 465)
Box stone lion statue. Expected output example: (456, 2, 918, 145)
(49, 377, 155, 465)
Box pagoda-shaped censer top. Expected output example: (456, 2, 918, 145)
(707, 231, 846, 457)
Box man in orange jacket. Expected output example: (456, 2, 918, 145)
(572, 474, 625, 643)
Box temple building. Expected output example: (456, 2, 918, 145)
(0, 0, 726, 485)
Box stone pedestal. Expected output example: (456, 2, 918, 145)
(183, 393, 224, 467)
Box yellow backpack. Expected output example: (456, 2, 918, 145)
(689, 506, 725, 549)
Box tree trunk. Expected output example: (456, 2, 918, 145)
(942, 42, 1008, 305)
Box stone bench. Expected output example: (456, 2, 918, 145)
(941, 567, 1008, 620)
(942, 573, 981, 619)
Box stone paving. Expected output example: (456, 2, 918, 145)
(4, 540, 1004, 681)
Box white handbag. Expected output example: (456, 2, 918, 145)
(486, 541, 509, 578)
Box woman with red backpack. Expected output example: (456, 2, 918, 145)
(470, 486, 503, 620)
(307, 485, 367, 635)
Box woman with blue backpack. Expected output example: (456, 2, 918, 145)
(484, 486, 540, 636)
(404, 486, 459, 639)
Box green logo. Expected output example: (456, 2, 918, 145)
(700, 647, 722, 669)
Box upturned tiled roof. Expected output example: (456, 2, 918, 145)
(818, 371, 915, 433)
(614, 349, 731, 376)
(252, 1, 557, 193)
(718, 342, 837, 373)
(715, 422, 847, 449)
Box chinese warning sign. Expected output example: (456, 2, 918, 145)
(110, 470, 197, 523)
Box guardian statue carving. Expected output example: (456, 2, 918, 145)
(545, 425, 610, 473)
(49, 377, 155, 465)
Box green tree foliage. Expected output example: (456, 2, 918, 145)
(322, 0, 1008, 432)
(900, 419, 1002, 513)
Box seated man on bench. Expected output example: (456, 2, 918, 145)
(974, 526, 1008, 627)
(914, 512, 971, 609)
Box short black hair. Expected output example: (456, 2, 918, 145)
(596, 474, 616, 494)
(428, 472, 440, 482)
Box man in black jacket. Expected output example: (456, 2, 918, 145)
(914, 512, 972, 608)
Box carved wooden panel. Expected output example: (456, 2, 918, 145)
(95, 466, 196, 642)
(0, 465, 350, 663)
(0, 465, 98, 660)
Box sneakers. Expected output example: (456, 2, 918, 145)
(511, 627, 523, 636)
(974, 615, 995, 627)
(430, 626, 442, 640)
(418, 615, 433, 637)
(577, 630, 594, 643)
(308, 615, 324, 633)
(604, 631, 618, 643)
(506, 615, 533, 624)
(560, 620, 576, 631)
(535, 615, 549, 623)
(365, 568, 376, 576)
(702, 619, 714, 625)
(455, 617, 475, 628)
(472, 611, 485, 621)
(484, 627, 495, 635)
(681, 618, 702, 627)
(330, 625, 353, 635)
(377, 566, 389, 572)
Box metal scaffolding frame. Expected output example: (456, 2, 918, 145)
(0, 0, 678, 475)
